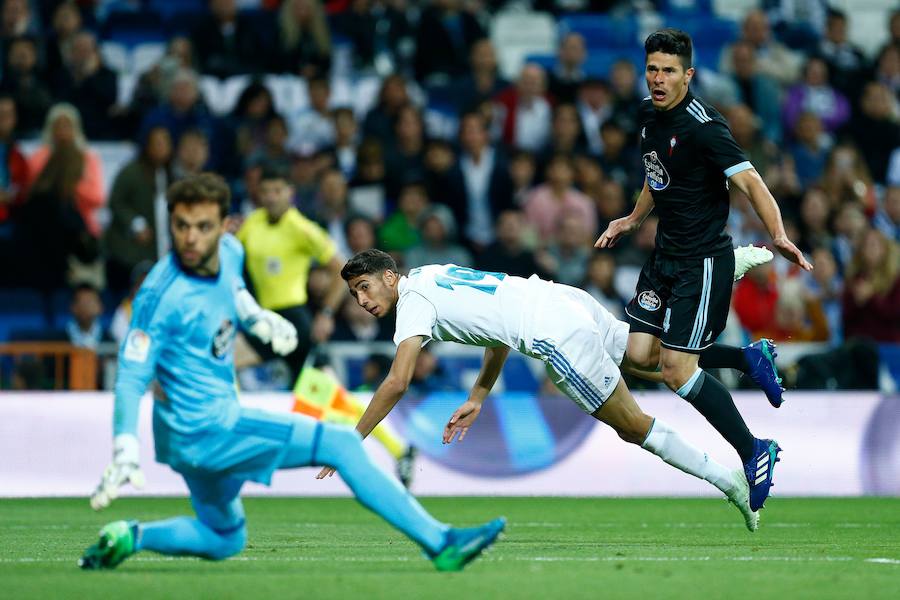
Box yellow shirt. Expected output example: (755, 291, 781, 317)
(237, 207, 336, 310)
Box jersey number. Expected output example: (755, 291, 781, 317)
(434, 266, 507, 295)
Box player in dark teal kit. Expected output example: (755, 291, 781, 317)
(79, 173, 503, 572)
(596, 30, 812, 512)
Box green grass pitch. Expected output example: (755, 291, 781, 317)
(3, 497, 898, 599)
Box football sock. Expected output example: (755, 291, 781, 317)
(677, 368, 755, 463)
(698, 344, 749, 374)
(282, 422, 448, 554)
(137, 517, 246, 560)
(641, 419, 735, 494)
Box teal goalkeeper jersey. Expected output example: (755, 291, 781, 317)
(113, 234, 248, 467)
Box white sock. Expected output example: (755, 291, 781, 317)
(641, 418, 734, 494)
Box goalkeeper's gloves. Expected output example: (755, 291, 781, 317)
(235, 287, 298, 355)
(90, 433, 145, 511)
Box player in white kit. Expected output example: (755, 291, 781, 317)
(318, 250, 771, 532)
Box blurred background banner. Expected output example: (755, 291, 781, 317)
(2, 391, 896, 497)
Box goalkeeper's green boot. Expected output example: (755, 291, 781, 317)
(79, 520, 137, 570)
(429, 517, 506, 572)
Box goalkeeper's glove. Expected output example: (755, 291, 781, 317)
(90, 433, 145, 511)
(235, 287, 299, 355)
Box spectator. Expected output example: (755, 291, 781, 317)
(26, 104, 104, 239)
(766, 277, 831, 342)
(804, 246, 843, 344)
(537, 212, 591, 286)
(378, 181, 428, 253)
(104, 126, 173, 292)
(537, 103, 588, 170)
(576, 78, 612, 156)
(494, 63, 552, 152)
(523, 154, 596, 242)
(192, 0, 266, 77)
(0, 95, 28, 234)
(765, 0, 828, 52)
(63, 284, 110, 351)
(727, 40, 782, 143)
(345, 213, 377, 255)
(52, 31, 118, 140)
(140, 69, 219, 168)
(821, 143, 876, 210)
(246, 115, 292, 173)
(509, 149, 536, 207)
(0, 0, 38, 67)
(326, 107, 359, 180)
(597, 119, 640, 191)
(475, 209, 545, 278)
(783, 57, 850, 135)
(875, 185, 900, 242)
(348, 138, 387, 221)
(733, 260, 778, 338)
(276, 0, 331, 78)
(548, 33, 587, 104)
(816, 8, 868, 101)
(583, 252, 625, 320)
(842, 228, 900, 342)
(314, 168, 352, 256)
(404, 204, 473, 268)
(0, 35, 51, 136)
(832, 201, 869, 272)
(336, 0, 412, 76)
(110, 261, 154, 346)
(725, 104, 779, 180)
(414, 0, 486, 85)
(384, 104, 426, 200)
(594, 178, 628, 235)
(874, 44, 900, 100)
(287, 77, 335, 155)
(408, 345, 455, 395)
(446, 112, 512, 250)
(229, 81, 277, 159)
(355, 353, 393, 391)
(797, 187, 832, 253)
(845, 82, 900, 185)
(362, 74, 410, 144)
(130, 36, 196, 121)
(44, 2, 81, 76)
(721, 9, 802, 87)
(788, 111, 830, 189)
(608, 59, 642, 139)
(450, 38, 508, 115)
(171, 129, 210, 181)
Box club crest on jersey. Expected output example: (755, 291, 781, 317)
(643, 150, 670, 191)
(211, 319, 236, 359)
(638, 290, 661, 312)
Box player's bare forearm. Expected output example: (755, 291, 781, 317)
(355, 376, 407, 438)
(628, 182, 656, 227)
(468, 346, 510, 405)
(731, 168, 813, 270)
(322, 255, 347, 314)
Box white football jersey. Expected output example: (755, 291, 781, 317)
(393, 264, 554, 353)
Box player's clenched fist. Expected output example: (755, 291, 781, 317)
(90, 434, 145, 511)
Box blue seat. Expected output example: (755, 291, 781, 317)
(0, 313, 48, 342)
(659, 0, 714, 16)
(583, 48, 646, 80)
(878, 344, 900, 390)
(146, 0, 206, 20)
(664, 16, 739, 48)
(101, 10, 167, 47)
(559, 14, 640, 49)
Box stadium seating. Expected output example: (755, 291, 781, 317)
(491, 10, 558, 80)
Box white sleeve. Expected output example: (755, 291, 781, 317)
(393, 292, 437, 346)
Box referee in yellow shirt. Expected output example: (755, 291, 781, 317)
(237, 164, 346, 381)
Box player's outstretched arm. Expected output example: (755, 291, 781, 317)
(444, 346, 511, 444)
(729, 168, 813, 271)
(595, 180, 654, 249)
(316, 336, 424, 479)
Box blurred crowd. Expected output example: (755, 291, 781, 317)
(0, 0, 898, 380)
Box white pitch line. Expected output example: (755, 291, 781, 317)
(0, 555, 876, 565)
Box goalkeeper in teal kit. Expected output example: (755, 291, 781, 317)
(79, 173, 503, 572)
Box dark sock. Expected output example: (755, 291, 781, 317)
(681, 370, 755, 462)
(698, 344, 749, 373)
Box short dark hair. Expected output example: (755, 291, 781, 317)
(644, 28, 693, 70)
(341, 249, 398, 281)
(259, 162, 291, 184)
(167, 172, 230, 219)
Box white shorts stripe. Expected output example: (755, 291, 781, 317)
(688, 258, 713, 348)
